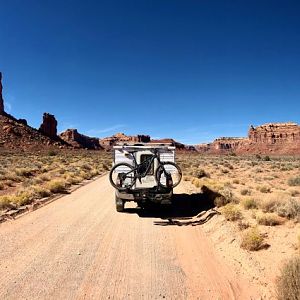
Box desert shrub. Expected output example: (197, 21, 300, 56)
(194, 169, 210, 179)
(4, 172, 22, 182)
(222, 204, 242, 221)
(102, 163, 110, 171)
(290, 189, 300, 197)
(80, 163, 92, 171)
(237, 220, 250, 230)
(0, 195, 13, 210)
(48, 150, 57, 156)
(276, 199, 300, 222)
(15, 168, 33, 177)
(214, 187, 236, 207)
(15, 190, 36, 206)
(46, 180, 67, 193)
(65, 175, 81, 185)
(276, 256, 300, 300)
(39, 174, 50, 182)
(33, 186, 51, 198)
(263, 155, 271, 161)
(259, 186, 271, 193)
(288, 176, 300, 187)
(233, 179, 239, 184)
(256, 213, 284, 226)
(242, 198, 258, 210)
(0, 182, 4, 190)
(240, 188, 251, 196)
(240, 227, 264, 251)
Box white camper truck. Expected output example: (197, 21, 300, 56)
(109, 143, 182, 212)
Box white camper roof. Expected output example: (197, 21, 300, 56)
(113, 143, 175, 151)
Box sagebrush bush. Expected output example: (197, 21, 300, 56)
(276, 256, 300, 300)
(256, 213, 284, 226)
(276, 199, 300, 222)
(194, 169, 210, 179)
(240, 188, 251, 196)
(288, 176, 300, 187)
(241, 198, 258, 210)
(0, 195, 13, 210)
(222, 204, 242, 221)
(259, 186, 271, 193)
(240, 227, 264, 251)
(46, 180, 67, 193)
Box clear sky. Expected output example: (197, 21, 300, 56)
(1, 0, 300, 144)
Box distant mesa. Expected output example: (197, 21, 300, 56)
(196, 122, 300, 155)
(59, 129, 103, 150)
(150, 138, 196, 151)
(99, 133, 151, 150)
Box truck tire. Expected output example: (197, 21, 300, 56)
(115, 195, 125, 212)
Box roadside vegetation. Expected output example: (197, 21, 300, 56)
(177, 153, 300, 251)
(0, 150, 111, 211)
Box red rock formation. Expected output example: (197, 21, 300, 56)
(196, 122, 300, 155)
(39, 113, 58, 139)
(246, 123, 300, 154)
(60, 129, 103, 150)
(99, 133, 151, 149)
(0, 72, 4, 114)
(150, 138, 196, 151)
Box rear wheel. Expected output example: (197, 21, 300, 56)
(155, 162, 182, 189)
(109, 163, 135, 191)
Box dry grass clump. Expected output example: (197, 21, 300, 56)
(256, 212, 285, 226)
(194, 169, 210, 179)
(259, 185, 271, 193)
(46, 180, 68, 194)
(241, 198, 258, 210)
(276, 256, 300, 300)
(221, 204, 242, 221)
(240, 227, 264, 251)
(288, 176, 300, 187)
(276, 199, 300, 222)
(259, 194, 300, 222)
(240, 188, 251, 196)
(0, 195, 13, 210)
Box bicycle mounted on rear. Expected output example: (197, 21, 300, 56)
(109, 148, 182, 191)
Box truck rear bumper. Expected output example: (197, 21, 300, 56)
(116, 187, 173, 204)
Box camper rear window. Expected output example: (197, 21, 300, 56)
(140, 154, 154, 175)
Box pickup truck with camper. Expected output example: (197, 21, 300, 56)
(109, 143, 182, 212)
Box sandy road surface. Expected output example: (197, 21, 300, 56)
(0, 176, 260, 299)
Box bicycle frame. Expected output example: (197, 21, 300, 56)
(124, 151, 162, 180)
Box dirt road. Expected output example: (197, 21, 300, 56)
(0, 176, 260, 299)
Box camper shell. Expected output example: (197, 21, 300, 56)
(112, 143, 176, 211)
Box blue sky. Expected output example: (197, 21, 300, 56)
(1, 0, 300, 144)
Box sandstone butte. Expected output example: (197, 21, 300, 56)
(196, 122, 300, 155)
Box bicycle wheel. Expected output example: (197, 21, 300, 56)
(155, 162, 182, 188)
(109, 163, 136, 191)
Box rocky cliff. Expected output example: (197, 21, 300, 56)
(0, 114, 68, 150)
(99, 133, 151, 149)
(196, 123, 300, 155)
(0, 72, 4, 114)
(39, 113, 58, 139)
(60, 129, 103, 150)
